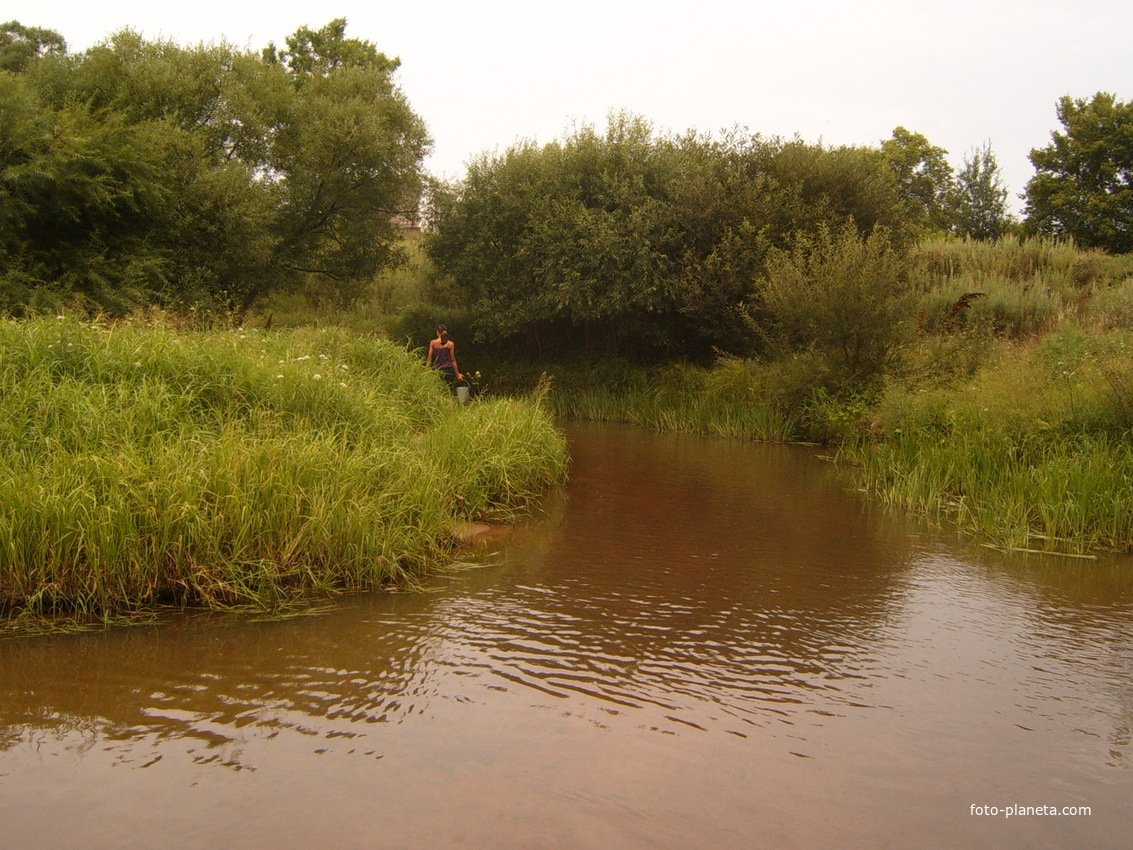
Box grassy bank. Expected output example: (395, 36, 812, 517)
(0, 317, 568, 631)
(483, 326, 1133, 555)
(852, 328, 1133, 553)
(476, 359, 800, 442)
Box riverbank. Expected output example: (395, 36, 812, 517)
(0, 317, 568, 632)
(482, 326, 1133, 555)
(854, 327, 1133, 553)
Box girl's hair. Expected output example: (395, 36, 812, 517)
(437, 324, 448, 339)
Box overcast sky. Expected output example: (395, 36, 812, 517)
(9, 0, 1132, 214)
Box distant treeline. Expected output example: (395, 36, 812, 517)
(426, 116, 917, 360)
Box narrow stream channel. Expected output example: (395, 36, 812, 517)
(2, 421, 1131, 849)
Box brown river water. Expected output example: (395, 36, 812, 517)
(1, 421, 1132, 849)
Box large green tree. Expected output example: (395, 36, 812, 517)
(880, 126, 955, 233)
(427, 115, 907, 359)
(1, 19, 430, 315)
(1024, 92, 1133, 253)
(0, 20, 65, 73)
(428, 115, 690, 356)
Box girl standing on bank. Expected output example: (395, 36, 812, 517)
(426, 324, 463, 393)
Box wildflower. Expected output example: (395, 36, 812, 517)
(339, 364, 349, 371)
(313, 374, 322, 380)
(318, 354, 329, 360)
(276, 374, 284, 379)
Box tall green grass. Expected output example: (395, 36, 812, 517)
(911, 235, 1133, 340)
(852, 329, 1133, 552)
(0, 317, 567, 629)
(487, 359, 800, 443)
(911, 235, 1115, 289)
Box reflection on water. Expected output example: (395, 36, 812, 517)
(1, 421, 1131, 849)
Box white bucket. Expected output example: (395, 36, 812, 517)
(456, 385, 470, 403)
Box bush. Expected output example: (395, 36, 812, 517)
(757, 223, 916, 390)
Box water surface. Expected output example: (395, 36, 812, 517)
(2, 421, 1131, 849)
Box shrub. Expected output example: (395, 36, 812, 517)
(757, 222, 916, 390)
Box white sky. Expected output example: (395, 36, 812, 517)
(8, 0, 1133, 214)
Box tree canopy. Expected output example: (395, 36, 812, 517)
(426, 114, 908, 360)
(0, 20, 65, 73)
(879, 127, 954, 233)
(1024, 92, 1133, 253)
(0, 18, 430, 315)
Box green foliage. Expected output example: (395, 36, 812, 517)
(1024, 92, 1133, 253)
(909, 235, 1133, 340)
(860, 329, 1133, 551)
(1086, 275, 1133, 330)
(757, 223, 916, 389)
(911, 234, 1110, 287)
(0, 317, 567, 625)
(0, 20, 430, 316)
(511, 359, 799, 442)
(427, 114, 907, 360)
(880, 126, 955, 233)
(0, 72, 168, 312)
(0, 20, 65, 73)
(263, 18, 400, 78)
(949, 142, 1014, 240)
(428, 114, 689, 356)
(916, 277, 1065, 338)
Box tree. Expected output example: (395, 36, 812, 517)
(427, 116, 908, 360)
(428, 114, 689, 357)
(949, 142, 1013, 240)
(880, 127, 955, 233)
(1024, 92, 1133, 253)
(0, 21, 65, 73)
(0, 19, 431, 315)
(263, 18, 400, 78)
(259, 19, 431, 309)
(0, 71, 169, 314)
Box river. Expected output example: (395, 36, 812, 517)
(1, 421, 1131, 849)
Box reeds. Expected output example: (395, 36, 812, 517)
(529, 360, 799, 443)
(0, 317, 568, 627)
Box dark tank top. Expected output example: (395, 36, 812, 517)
(433, 342, 454, 370)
